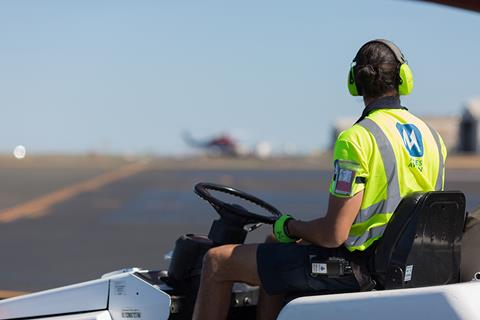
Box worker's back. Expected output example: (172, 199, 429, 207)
(334, 105, 446, 251)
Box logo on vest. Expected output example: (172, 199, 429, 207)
(396, 123, 424, 157)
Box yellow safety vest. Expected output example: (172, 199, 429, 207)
(330, 107, 447, 252)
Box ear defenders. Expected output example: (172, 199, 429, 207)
(348, 39, 414, 96)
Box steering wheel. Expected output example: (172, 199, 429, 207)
(194, 183, 281, 225)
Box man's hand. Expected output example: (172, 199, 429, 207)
(273, 214, 299, 243)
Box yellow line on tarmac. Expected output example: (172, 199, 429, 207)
(0, 290, 29, 299)
(0, 161, 150, 223)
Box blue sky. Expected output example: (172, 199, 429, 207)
(0, 0, 479, 154)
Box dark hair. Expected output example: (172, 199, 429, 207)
(354, 42, 399, 98)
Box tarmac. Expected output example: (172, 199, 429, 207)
(0, 155, 478, 296)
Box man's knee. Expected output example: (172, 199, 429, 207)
(202, 245, 232, 278)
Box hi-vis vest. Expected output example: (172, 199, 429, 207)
(330, 108, 446, 252)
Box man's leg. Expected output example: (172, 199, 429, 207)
(257, 287, 285, 320)
(192, 244, 261, 320)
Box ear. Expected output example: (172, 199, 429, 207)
(398, 63, 414, 95)
(348, 66, 359, 96)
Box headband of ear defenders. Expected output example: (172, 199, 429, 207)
(354, 39, 406, 65)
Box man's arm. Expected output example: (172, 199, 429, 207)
(287, 191, 363, 248)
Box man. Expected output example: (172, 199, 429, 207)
(192, 39, 446, 320)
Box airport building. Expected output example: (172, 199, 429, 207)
(459, 98, 480, 153)
(331, 98, 480, 154)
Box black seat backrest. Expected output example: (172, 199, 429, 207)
(373, 191, 466, 290)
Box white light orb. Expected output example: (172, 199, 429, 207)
(255, 141, 272, 159)
(13, 145, 26, 159)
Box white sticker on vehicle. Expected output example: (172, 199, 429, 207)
(405, 265, 413, 282)
(122, 309, 141, 319)
(114, 280, 127, 296)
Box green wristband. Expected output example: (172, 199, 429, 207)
(274, 214, 297, 243)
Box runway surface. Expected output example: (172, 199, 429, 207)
(0, 156, 478, 294)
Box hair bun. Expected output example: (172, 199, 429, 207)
(356, 64, 377, 87)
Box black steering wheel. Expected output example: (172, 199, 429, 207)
(194, 182, 281, 225)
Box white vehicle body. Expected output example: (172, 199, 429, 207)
(279, 280, 480, 320)
(0, 269, 170, 320)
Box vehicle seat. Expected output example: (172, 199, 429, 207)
(372, 191, 467, 290)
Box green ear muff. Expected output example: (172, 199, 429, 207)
(348, 64, 359, 96)
(398, 63, 414, 95)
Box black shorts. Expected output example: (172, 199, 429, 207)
(256, 243, 360, 295)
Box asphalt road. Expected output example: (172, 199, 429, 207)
(0, 157, 478, 293)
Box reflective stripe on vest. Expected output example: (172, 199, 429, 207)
(345, 118, 401, 251)
(345, 118, 444, 251)
(427, 124, 445, 191)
